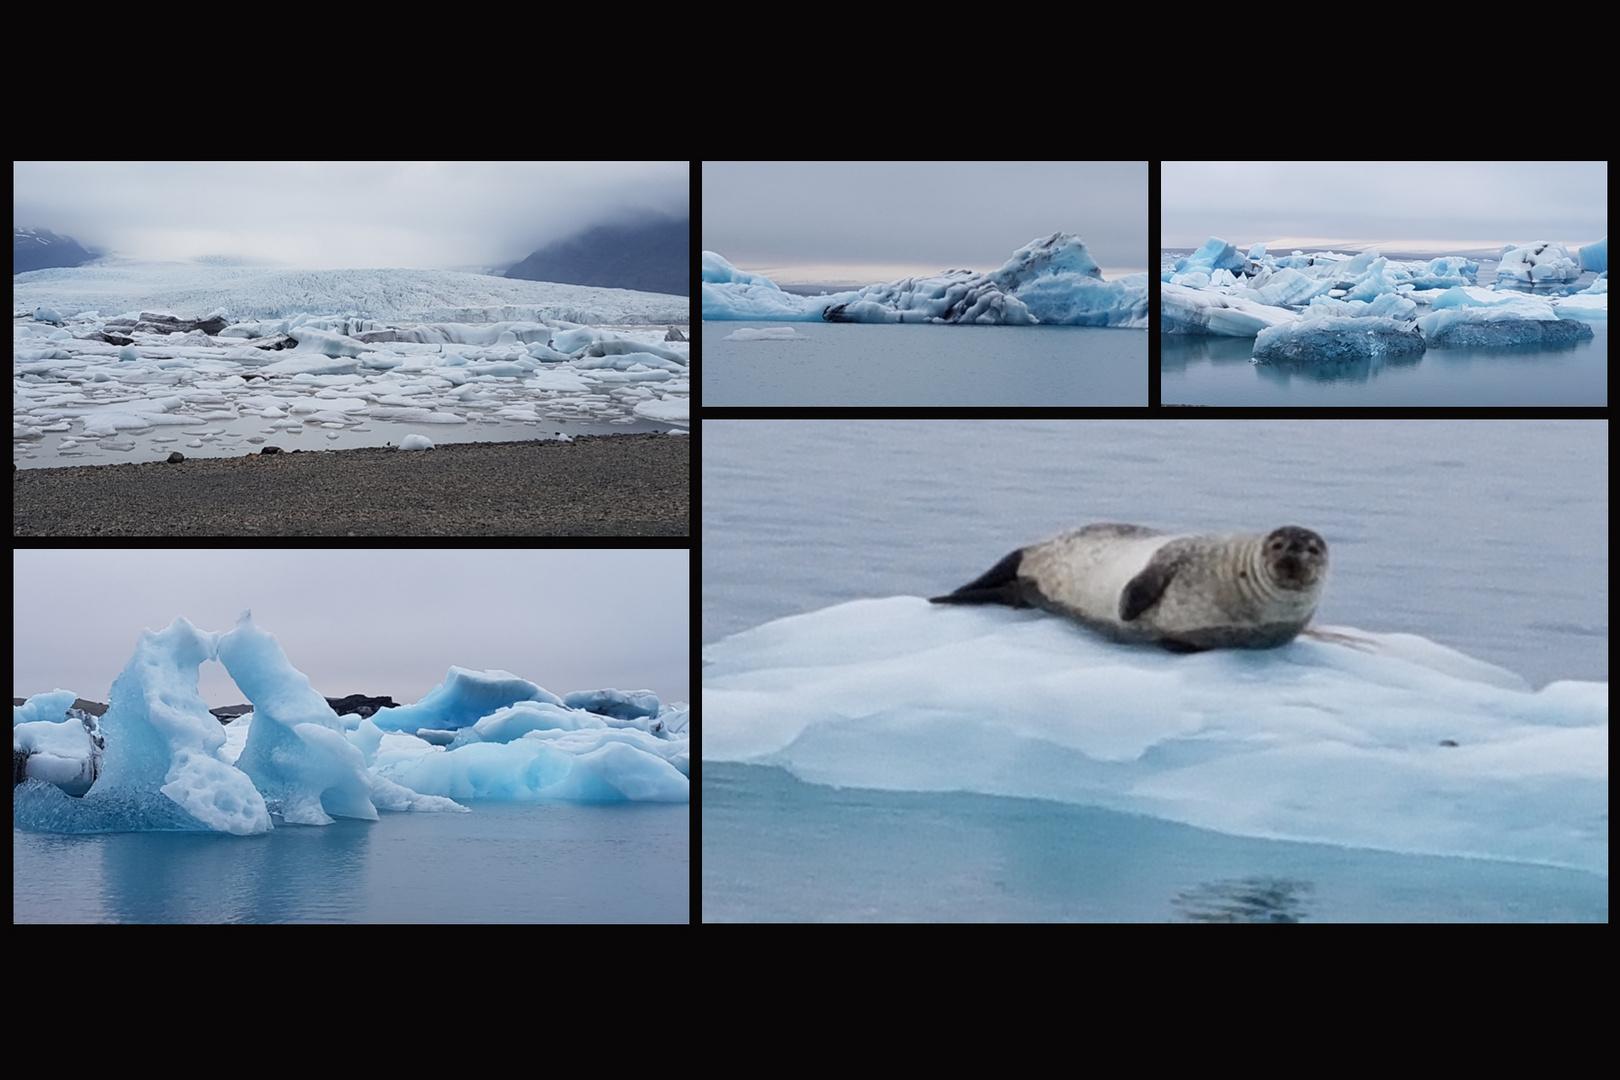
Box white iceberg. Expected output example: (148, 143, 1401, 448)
(703, 597, 1608, 875)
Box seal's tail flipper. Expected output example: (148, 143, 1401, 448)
(929, 549, 1031, 608)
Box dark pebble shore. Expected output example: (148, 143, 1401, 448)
(14, 434, 688, 537)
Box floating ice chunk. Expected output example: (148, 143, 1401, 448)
(1495, 241, 1582, 284)
(702, 597, 1607, 873)
(369, 667, 565, 732)
(634, 396, 688, 423)
(397, 434, 435, 450)
(13, 690, 103, 797)
(1245, 267, 1336, 307)
(1173, 237, 1250, 276)
(1422, 316, 1594, 349)
(1254, 316, 1426, 363)
(1161, 282, 1296, 336)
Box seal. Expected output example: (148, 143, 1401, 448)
(929, 523, 1329, 652)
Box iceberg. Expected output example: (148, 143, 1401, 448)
(1579, 236, 1607, 274)
(1160, 282, 1296, 336)
(14, 612, 689, 834)
(1253, 316, 1426, 363)
(13, 691, 103, 796)
(703, 597, 1608, 875)
(1416, 288, 1595, 346)
(76, 616, 272, 835)
(1495, 241, 1583, 284)
(1423, 317, 1593, 349)
(217, 610, 463, 824)
(703, 234, 1148, 328)
(369, 667, 564, 732)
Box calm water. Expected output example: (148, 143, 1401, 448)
(14, 801, 689, 923)
(1158, 249, 1608, 406)
(702, 419, 1609, 921)
(703, 320, 1147, 406)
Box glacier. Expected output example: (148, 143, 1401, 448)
(14, 259, 689, 468)
(703, 234, 1148, 328)
(14, 612, 690, 834)
(703, 597, 1608, 875)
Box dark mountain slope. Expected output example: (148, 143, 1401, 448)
(15, 227, 96, 274)
(505, 216, 688, 296)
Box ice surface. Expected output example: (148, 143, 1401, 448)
(703, 234, 1148, 328)
(703, 597, 1608, 874)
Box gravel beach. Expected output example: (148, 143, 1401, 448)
(14, 433, 688, 537)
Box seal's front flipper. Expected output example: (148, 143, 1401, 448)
(929, 548, 1030, 608)
(1120, 562, 1176, 622)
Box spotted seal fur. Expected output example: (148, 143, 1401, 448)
(930, 523, 1329, 652)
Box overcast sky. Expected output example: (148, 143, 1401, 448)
(14, 161, 689, 270)
(13, 550, 689, 710)
(702, 161, 1147, 283)
(1164, 161, 1608, 251)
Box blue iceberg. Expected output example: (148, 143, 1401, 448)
(14, 612, 690, 834)
(1579, 236, 1607, 274)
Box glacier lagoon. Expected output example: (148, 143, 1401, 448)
(1160, 241, 1607, 406)
(702, 419, 1608, 921)
(14, 260, 690, 469)
(14, 611, 689, 922)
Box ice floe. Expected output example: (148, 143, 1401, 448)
(703, 597, 1607, 874)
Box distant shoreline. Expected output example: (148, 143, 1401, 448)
(14, 432, 688, 537)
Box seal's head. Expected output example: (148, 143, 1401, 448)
(1263, 526, 1329, 589)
